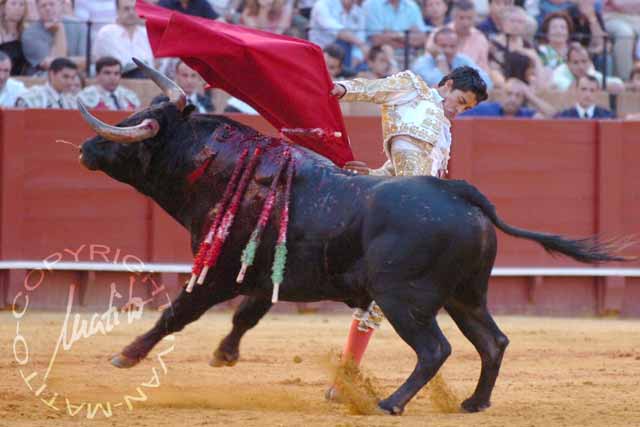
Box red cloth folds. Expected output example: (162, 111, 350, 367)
(136, 0, 354, 166)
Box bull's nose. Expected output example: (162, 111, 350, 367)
(78, 143, 95, 170)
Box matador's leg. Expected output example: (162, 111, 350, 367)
(326, 301, 385, 402)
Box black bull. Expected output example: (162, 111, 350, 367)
(79, 91, 625, 416)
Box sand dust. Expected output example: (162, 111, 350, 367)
(1, 310, 639, 426)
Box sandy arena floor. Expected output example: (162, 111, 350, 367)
(1, 309, 639, 427)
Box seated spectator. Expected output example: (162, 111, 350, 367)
(422, 0, 450, 28)
(0, 0, 28, 75)
(603, 0, 640, 80)
(449, 0, 490, 73)
(356, 45, 399, 79)
(552, 42, 624, 92)
(489, 7, 545, 86)
(323, 44, 356, 79)
(152, 60, 213, 113)
(413, 27, 492, 87)
(158, 0, 219, 19)
(567, 0, 607, 71)
(15, 56, 77, 108)
(461, 77, 554, 117)
(363, 0, 427, 49)
(625, 63, 640, 92)
(70, 71, 83, 94)
(309, 0, 367, 68)
(21, 0, 87, 75)
(73, 0, 117, 42)
(0, 51, 26, 106)
(477, 0, 513, 36)
(537, 11, 572, 71)
(77, 56, 140, 110)
(240, 0, 293, 35)
(94, 0, 154, 79)
(554, 74, 614, 118)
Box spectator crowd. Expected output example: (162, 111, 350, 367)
(0, 0, 639, 119)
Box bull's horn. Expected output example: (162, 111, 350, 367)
(132, 57, 187, 111)
(78, 101, 160, 144)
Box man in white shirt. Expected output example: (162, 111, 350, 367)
(552, 43, 624, 93)
(309, 0, 368, 66)
(15, 57, 78, 108)
(93, 0, 154, 78)
(0, 53, 26, 107)
(77, 56, 141, 110)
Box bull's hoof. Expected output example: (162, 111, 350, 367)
(324, 385, 344, 403)
(110, 353, 141, 369)
(461, 397, 491, 413)
(378, 399, 404, 415)
(209, 349, 239, 367)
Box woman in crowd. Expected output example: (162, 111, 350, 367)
(0, 0, 27, 75)
(240, 0, 293, 35)
(537, 11, 573, 71)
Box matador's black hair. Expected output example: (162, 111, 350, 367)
(438, 66, 489, 103)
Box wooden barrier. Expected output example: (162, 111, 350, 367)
(0, 109, 638, 316)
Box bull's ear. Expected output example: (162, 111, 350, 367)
(182, 104, 196, 118)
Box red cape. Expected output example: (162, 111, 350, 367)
(136, 1, 354, 166)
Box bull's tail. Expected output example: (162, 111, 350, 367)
(443, 180, 633, 264)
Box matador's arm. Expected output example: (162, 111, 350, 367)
(335, 71, 417, 105)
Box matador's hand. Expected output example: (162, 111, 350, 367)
(331, 84, 346, 98)
(343, 161, 371, 175)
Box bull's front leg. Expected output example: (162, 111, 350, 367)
(111, 282, 236, 368)
(210, 295, 272, 367)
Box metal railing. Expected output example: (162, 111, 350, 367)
(1, 260, 640, 278)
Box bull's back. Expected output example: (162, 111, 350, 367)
(361, 177, 495, 277)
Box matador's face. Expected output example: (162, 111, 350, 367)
(441, 86, 477, 120)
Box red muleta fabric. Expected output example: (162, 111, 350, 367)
(136, 0, 354, 166)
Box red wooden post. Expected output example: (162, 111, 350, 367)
(596, 121, 625, 315)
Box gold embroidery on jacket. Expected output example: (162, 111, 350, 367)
(392, 149, 434, 176)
